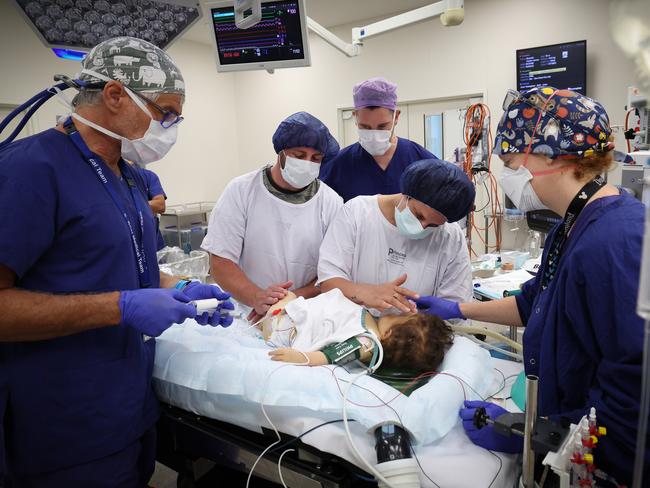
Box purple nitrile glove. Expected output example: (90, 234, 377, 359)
(194, 303, 235, 327)
(183, 281, 235, 327)
(119, 288, 196, 337)
(459, 401, 523, 454)
(415, 295, 465, 320)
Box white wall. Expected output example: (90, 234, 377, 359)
(230, 0, 636, 177)
(161, 41, 238, 205)
(0, 1, 239, 206)
(0, 0, 638, 207)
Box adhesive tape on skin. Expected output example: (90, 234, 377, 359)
(192, 298, 221, 315)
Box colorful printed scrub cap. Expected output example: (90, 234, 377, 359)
(494, 87, 613, 159)
(78, 37, 185, 96)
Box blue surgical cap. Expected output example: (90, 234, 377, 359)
(272, 112, 340, 162)
(400, 159, 476, 223)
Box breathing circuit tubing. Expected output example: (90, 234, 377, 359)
(0, 75, 97, 150)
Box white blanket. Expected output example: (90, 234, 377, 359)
(153, 318, 523, 487)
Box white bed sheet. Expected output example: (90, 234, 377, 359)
(153, 318, 524, 488)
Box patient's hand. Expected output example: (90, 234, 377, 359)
(269, 348, 328, 366)
(354, 274, 419, 313)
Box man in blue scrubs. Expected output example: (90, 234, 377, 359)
(320, 77, 436, 201)
(138, 166, 167, 250)
(0, 37, 232, 488)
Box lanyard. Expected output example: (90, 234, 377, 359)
(64, 118, 151, 288)
(541, 175, 605, 290)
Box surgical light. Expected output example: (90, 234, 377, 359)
(12, 0, 202, 54)
(51, 47, 87, 60)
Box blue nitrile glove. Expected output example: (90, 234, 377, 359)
(119, 288, 196, 337)
(415, 295, 465, 320)
(182, 281, 235, 327)
(459, 401, 523, 454)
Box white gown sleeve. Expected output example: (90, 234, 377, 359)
(316, 203, 357, 286)
(200, 178, 247, 263)
(319, 184, 344, 235)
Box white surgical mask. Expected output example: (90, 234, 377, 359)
(357, 110, 397, 156)
(498, 166, 548, 213)
(280, 153, 320, 189)
(394, 203, 435, 240)
(73, 69, 178, 165)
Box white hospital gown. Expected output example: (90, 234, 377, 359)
(317, 195, 472, 302)
(268, 288, 368, 352)
(202, 168, 343, 290)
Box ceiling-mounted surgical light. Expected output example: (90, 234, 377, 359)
(12, 0, 202, 55)
(52, 47, 87, 60)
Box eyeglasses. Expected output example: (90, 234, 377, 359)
(131, 91, 184, 129)
(502, 88, 564, 124)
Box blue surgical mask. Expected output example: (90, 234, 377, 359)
(394, 204, 435, 240)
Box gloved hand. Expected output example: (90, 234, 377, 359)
(119, 288, 196, 337)
(415, 295, 465, 320)
(459, 401, 523, 454)
(182, 281, 235, 327)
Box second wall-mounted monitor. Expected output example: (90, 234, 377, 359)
(208, 0, 310, 73)
(517, 40, 587, 95)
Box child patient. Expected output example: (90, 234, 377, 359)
(260, 288, 453, 371)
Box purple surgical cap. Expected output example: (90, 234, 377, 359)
(353, 77, 398, 110)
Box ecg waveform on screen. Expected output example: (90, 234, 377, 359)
(212, 2, 305, 65)
(213, 3, 299, 51)
(215, 21, 289, 51)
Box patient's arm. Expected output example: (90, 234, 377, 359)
(269, 348, 328, 366)
(268, 333, 376, 367)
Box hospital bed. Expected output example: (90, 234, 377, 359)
(153, 317, 524, 488)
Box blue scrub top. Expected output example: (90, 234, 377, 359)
(0, 128, 161, 475)
(515, 193, 648, 484)
(319, 138, 436, 201)
(137, 167, 167, 251)
(140, 167, 167, 200)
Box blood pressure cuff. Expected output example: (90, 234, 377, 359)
(320, 337, 363, 365)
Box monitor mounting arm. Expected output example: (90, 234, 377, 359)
(307, 0, 463, 58)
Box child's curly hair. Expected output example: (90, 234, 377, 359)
(381, 313, 454, 372)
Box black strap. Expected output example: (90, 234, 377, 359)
(541, 175, 605, 289)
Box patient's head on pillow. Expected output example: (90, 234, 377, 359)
(379, 313, 453, 372)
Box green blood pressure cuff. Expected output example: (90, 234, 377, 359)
(320, 337, 362, 365)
